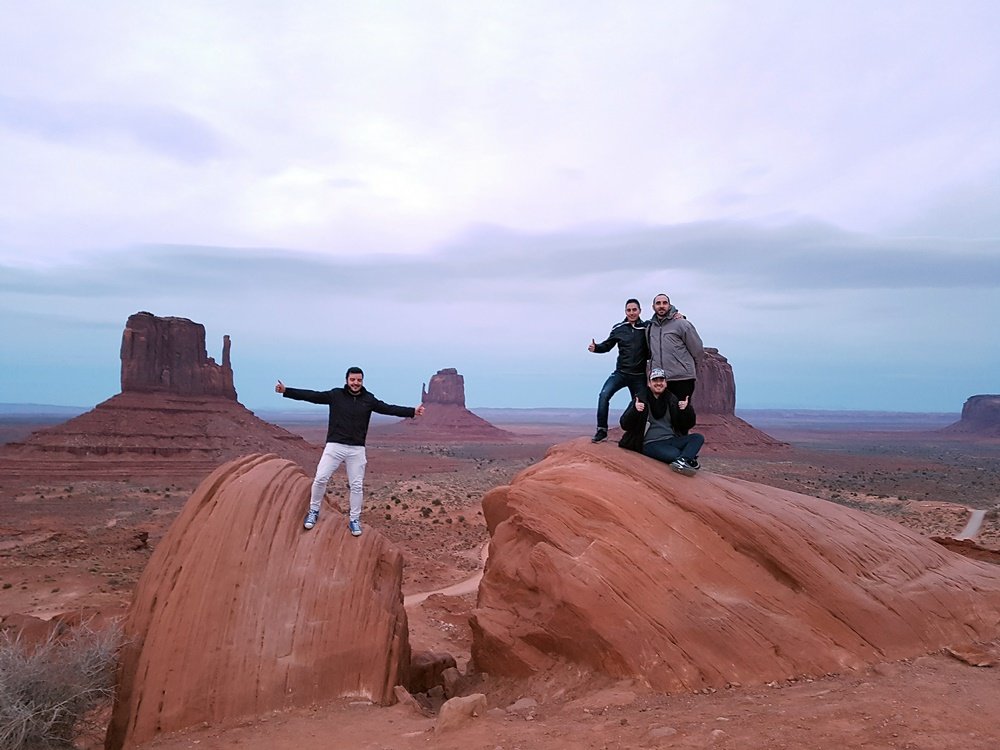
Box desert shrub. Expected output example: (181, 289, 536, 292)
(0, 622, 121, 749)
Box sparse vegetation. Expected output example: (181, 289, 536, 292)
(0, 623, 121, 750)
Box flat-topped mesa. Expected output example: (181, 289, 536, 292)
(121, 312, 236, 400)
(421, 367, 466, 407)
(943, 394, 1000, 437)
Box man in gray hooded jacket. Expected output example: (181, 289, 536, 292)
(646, 293, 704, 401)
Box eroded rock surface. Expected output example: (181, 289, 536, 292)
(121, 311, 236, 399)
(693, 347, 735, 415)
(471, 439, 1000, 692)
(105, 454, 410, 750)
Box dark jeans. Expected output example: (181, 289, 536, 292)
(643, 433, 705, 464)
(596, 370, 647, 430)
(667, 379, 696, 400)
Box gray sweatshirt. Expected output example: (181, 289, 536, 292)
(646, 315, 704, 380)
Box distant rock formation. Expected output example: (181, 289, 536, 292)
(120, 312, 236, 399)
(694, 348, 735, 414)
(0, 313, 316, 477)
(685, 348, 785, 451)
(371, 368, 512, 442)
(422, 367, 466, 406)
(106, 454, 410, 750)
(943, 395, 1000, 437)
(470, 439, 1000, 691)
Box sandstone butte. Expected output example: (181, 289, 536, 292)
(371, 367, 513, 441)
(943, 394, 1000, 437)
(672, 348, 785, 452)
(105, 453, 410, 750)
(470, 438, 1000, 691)
(0, 312, 317, 478)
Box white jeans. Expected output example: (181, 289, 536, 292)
(310, 442, 367, 521)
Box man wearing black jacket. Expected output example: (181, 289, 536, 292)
(619, 368, 704, 476)
(588, 298, 649, 443)
(275, 366, 424, 534)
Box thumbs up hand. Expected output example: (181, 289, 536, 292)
(588, 338, 597, 352)
(634, 396, 645, 413)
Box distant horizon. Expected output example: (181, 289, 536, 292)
(0, 400, 965, 417)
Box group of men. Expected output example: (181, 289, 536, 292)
(589, 293, 706, 476)
(275, 293, 705, 536)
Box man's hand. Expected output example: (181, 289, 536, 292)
(414, 404, 426, 417)
(634, 396, 645, 413)
(275, 380, 285, 394)
(588, 338, 597, 352)
(678, 397, 689, 410)
(672, 310, 685, 320)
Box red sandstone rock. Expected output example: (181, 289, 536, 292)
(693, 347, 735, 415)
(943, 394, 1000, 437)
(121, 311, 236, 399)
(422, 368, 466, 406)
(372, 368, 512, 442)
(0, 314, 318, 478)
(105, 454, 410, 750)
(470, 439, 1000, 692)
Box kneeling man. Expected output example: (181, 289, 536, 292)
(618, 368, 704, 475)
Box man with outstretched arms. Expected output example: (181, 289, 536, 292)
(275, 366, 425, 535)
(646, 293, 704, 401)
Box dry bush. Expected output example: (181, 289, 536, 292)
(0, 622, 121, 749)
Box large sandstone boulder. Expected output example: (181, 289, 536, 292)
(121, 311, 236, 399)
(105, 454, 410, 750)
(470, 439, 1000, 692)
(943, 394, 1000, 437)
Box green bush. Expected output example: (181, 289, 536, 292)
(0, 622, 121, 749)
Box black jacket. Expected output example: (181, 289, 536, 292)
(593, 318, 649, 376)
(282, 386, 415, 446)
(618, 391, 696, 452)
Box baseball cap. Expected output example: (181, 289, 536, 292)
(650, 368, 666, 380)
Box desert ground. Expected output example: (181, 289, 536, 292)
(1, 408, 999, 749)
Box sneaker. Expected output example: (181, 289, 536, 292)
(349, 518, 362, 537)
(670, 458, 697, 477)
(592, 428, 608, 443)
(686, 457, 700, 471)
(303, 509, 319, 530)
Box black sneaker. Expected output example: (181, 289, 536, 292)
(592, 428, 608, 443)
(670, 458, 697, 477)
(686, 458, 700, 470)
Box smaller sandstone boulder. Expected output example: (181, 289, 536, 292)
(435, 693, 488, 733)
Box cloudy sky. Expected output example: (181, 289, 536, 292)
(1, 1, 998, 413)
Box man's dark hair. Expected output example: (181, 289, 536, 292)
(345, 366, 364, 379)
(625, 298, 641, 309)
(653, 293, 670, 304)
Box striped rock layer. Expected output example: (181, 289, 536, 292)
(106, 454, 408, 750)
(471, 439, 1000, 692)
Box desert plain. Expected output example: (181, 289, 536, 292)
(2, 404, 999, 749)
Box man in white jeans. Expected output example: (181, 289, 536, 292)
(275, 367, 424, 536)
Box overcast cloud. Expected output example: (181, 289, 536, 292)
(1, 1, 998, 413)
